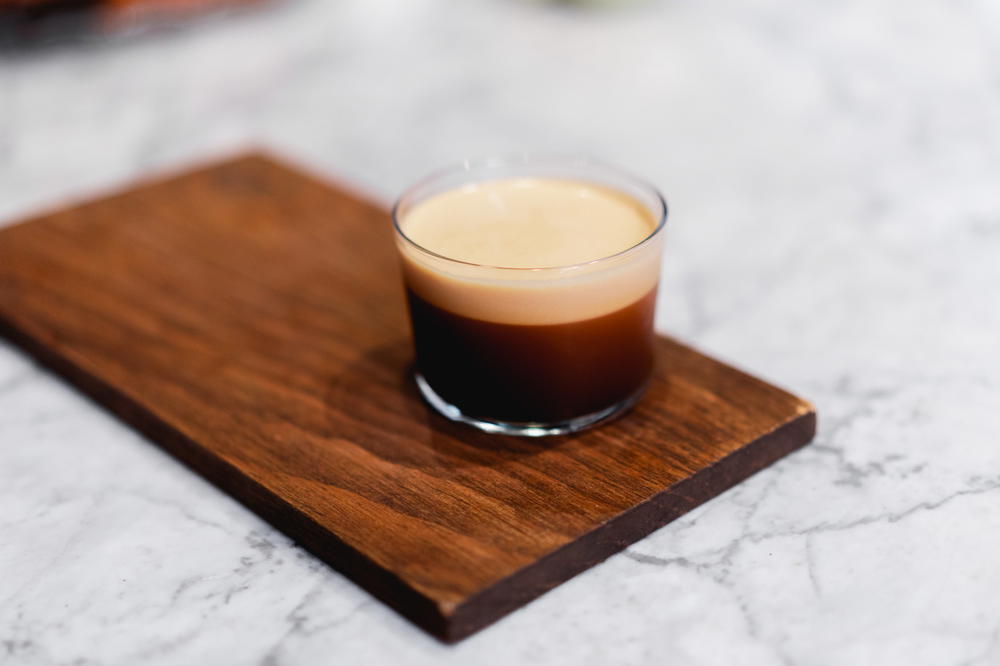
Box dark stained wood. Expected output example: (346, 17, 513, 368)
(0, 153, 816, 642)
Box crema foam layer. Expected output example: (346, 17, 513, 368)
(397, 178, 663, 325)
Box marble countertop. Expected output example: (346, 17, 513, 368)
(1, 1, 998, 664)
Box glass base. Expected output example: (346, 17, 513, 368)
(414, 372, 646, 437)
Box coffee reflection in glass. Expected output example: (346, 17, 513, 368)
(392, 157, 667, 437)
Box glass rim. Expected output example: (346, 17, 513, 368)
(390, 154, 668, 273)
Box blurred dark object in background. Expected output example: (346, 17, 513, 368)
(0, 0, 269, 48)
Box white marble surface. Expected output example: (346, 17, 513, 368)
(2, 0, 999, 664)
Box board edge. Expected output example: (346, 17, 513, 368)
(443, 408, 816, 642)
(0, 311, 455, 640)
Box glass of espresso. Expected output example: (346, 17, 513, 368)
(392, 156, 667, 437)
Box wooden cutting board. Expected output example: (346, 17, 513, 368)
(0, 153, 815, 642)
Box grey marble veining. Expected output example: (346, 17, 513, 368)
(1, 0, 999, 664)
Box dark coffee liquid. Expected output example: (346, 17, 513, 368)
(406, 287, 657, 424)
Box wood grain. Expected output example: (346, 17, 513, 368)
(0, 153, 816, 642)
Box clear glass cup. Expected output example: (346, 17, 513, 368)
(392, 156, 667, 436)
